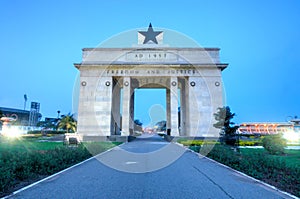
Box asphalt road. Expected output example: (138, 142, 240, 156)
(8, 134, 294, 199)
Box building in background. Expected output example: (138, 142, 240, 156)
(28, 102, 41, 126)
(0, 102, 42, 128)
(238, 118, 300, 144)
(238, 118, 300, 135)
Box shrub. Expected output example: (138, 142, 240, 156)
(262, 134, 287, 155)
(222, 135, 238, 146)
(27, 130, 41, 134)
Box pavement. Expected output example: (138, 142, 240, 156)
(7, 134, 295, 199)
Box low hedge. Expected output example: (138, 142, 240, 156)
(190, 144, 300, 197)
(238, 140, 263, 146)
(179, 140, 218, 146)
(178, 139, 262, 147)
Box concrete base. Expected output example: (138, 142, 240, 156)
(163, 134, 175, 142)
(163, 135, 220, 142)
(128, 135, 137, 142)
(80, 135, 221, 143)
(81, 136, 110, 142)
(109, 135, 129, 142)
(81, 136, 126, 142)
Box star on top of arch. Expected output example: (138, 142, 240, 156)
(138, 23, 163, 44)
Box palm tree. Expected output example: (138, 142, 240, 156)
(58, 114, 77, 133)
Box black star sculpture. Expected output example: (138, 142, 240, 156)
(139, 23, 162, 44)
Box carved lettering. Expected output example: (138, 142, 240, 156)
(105, 69, 198, 76)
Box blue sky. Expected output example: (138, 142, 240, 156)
(0, 0, 299, 125)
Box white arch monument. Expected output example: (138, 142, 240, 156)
(74, 24, 228, 141)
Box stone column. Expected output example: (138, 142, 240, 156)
(129, 85, 135, 135)
(93, 76, 113, 136)
(184, 78, 190, 136)
(179, 78, 187, 136)
(188, 77, 199, 137)
(166, 89, 171, 135)
(204, 75, 224, 137)
(111, 78, 121, 135)
(122, 77, 131, 136)
(189, 77, 214, 137)
(170, 77, 179, 136)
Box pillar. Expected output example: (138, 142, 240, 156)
(170, 77, 179, 136)
(93, 76, 113, 136)
(111, 78, 121, 135)
(179, 78, 188, 136)
(122, 77, 131, 136)
(129, 85, 135, 135)
(185, 78, 190, 136)
(166, 89, 171, 135)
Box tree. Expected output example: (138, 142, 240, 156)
(134, 119, 143, 132)
(156, 120, 166, 131)
(134, 119, 143, 126)
(37, 120, 57, 130)
(213, 106, 239, 145)
(57, 114, 77, 133)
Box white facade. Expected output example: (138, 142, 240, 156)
(74, 47, 227, 139)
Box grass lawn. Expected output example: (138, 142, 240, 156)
(0, 136, 122, 197)
(0, 135, 122, 152)
(0, 139, 63, 152)
(0, 138, 122, 153)
(240, 148, 300, 168)
(82, 141, 122, 155)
